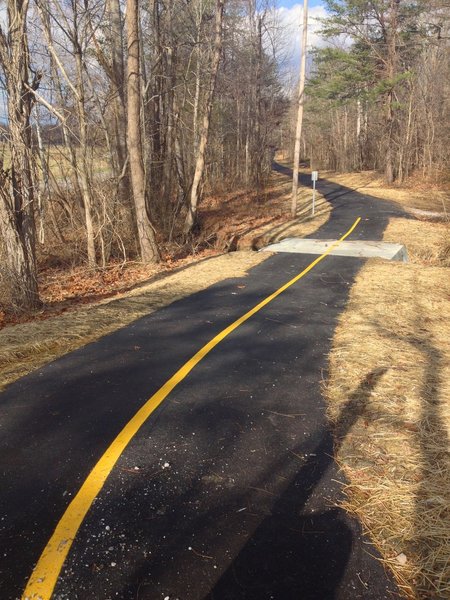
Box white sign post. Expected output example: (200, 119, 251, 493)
(311, 171, 318, 215)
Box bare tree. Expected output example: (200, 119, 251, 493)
(88, 0, 128, 198)
(0, 0, 41, 311)
(0, 0, 291, 314)
(291, 0, 308, 218)
(34, 0, 98, 267)
(126, 0, 160, 262)
(184, 0, 225, 234)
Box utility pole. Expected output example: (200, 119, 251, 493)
(291, 0, 308, 218)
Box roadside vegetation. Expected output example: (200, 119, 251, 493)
(325, 172, 449, 599)
(0, 169, 330, 388)
(1, 0, 448, 318)
(0, 0, 289, 312)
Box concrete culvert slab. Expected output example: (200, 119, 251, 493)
(261, 238, 408, 262)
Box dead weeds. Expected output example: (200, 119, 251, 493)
(200, 169, 331, 250)
(326, 201, 450, 597)
(383, 218, 450, 267)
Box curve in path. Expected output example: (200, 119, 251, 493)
(1, 166, 403, 599)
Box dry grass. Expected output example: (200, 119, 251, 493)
(384, 219, 450, 267)
(0, 142, 110, 179)
(325, 174, 450, 598)
(327, 264, 450, 598)
(321, 170, 449, 215)
(2, 160, 449, 595)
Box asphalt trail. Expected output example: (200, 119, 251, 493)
(0, 165, 404, 599)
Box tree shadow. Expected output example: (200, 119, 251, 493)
(413, 330, 449, 596)
(271, 161, 410, 243)
(33, 253, 400, 600)
(413, 331, 448, 544)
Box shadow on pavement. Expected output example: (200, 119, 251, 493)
(271, 161, 409, 243)
(208, 370, 388, 600)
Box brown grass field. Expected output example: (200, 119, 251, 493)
(0, 142, 110, 180)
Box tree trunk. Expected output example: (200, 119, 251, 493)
(245, 102, 250, 186)
(384, 93, 395, 184)
(356, 98, 363, 169)
(184, 0, 224, 234)
(108, 0, 129, 200)
(254, 14, 263, 188)
(384, 0, 399, 184)
(126, 0, 160, 262)
(160, 3, 176, 230)
(0, 0, 40, 311)
(193, 24, 201, 158)
(148, 0, 162, 172)
(73, 40, 97, 268)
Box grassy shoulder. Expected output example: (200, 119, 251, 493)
(0, 252, 268, 391)
(325, 174, 450, 599)
(320, 169, 449, 215)
(0, 169, 330, 390)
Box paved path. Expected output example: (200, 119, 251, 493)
(0, 165, 405, 599)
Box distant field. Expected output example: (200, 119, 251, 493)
(0, 142, 111, 180)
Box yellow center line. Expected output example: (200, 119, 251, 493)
(23, 217, 361, 600)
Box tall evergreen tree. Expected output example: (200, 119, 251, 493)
(317, 0, 428, 181)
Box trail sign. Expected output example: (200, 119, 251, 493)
(311, 171, 318, 215)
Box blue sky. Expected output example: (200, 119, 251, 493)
(278, 0, 324, 8)
(276, 0, 330, 66)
